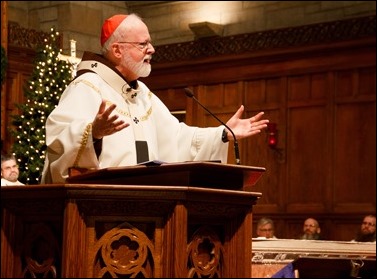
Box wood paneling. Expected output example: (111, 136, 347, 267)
(144, 17, 376, 241)
(2, 49, 34, 152)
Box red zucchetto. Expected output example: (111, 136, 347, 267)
(101, 14, 128, 46)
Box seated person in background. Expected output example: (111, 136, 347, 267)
(256, 217, 277, 239)
(1, 153, 25, 186)
(299, 217, 322, 240)
(352, 214, 376, 242)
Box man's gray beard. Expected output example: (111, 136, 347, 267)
(137, 64, 151, 77)
(123, 55, 151, 78)
(301, 233, 320, 240)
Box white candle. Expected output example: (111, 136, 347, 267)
(70, 39, 76, 58)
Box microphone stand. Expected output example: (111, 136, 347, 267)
(184, 88, 241, 165)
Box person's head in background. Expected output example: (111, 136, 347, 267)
(353, 214, 376, 242)
(1, 153, 22, 184)
(300, 218, 321, 240)
(256, 217, 277, 239)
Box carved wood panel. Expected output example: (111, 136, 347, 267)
(2, 184, 259, 278)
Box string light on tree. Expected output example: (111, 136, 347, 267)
(10, 27, 72, 184)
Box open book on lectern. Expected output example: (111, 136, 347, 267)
(66, 161, 266, 191)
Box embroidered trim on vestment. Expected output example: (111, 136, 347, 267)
(73, 123, 92, 167)
(71, 79, 153, 120)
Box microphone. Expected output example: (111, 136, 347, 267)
(184, 88, 241, 165)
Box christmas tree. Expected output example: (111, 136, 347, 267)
(11, 27, 72, 184)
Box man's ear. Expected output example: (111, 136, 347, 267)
(317, 228, 321, 234)
(111, 43, 123, 59)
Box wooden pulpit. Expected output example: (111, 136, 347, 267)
(1, 162, 265, 278)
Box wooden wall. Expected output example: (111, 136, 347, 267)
(2, 15, 375, 241)
(1, 22, 60, 153)
(141, 15, 376, 241)
(1, 44, 33, 152)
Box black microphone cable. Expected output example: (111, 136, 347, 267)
(184, 88, 241, 165)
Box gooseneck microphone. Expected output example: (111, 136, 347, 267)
(184, 88, 241, 165)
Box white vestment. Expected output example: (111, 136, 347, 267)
(41, 53, 228, 184)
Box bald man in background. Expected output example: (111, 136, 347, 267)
(299, 218, 322, 240)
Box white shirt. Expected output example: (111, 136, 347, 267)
(1, 178, 25, 186)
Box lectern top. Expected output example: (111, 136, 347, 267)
(66, 161, 266, 191)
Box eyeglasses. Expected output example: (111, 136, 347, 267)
(116, 40, 152, 51)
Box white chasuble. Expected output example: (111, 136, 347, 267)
(41, 52, 228, 184)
